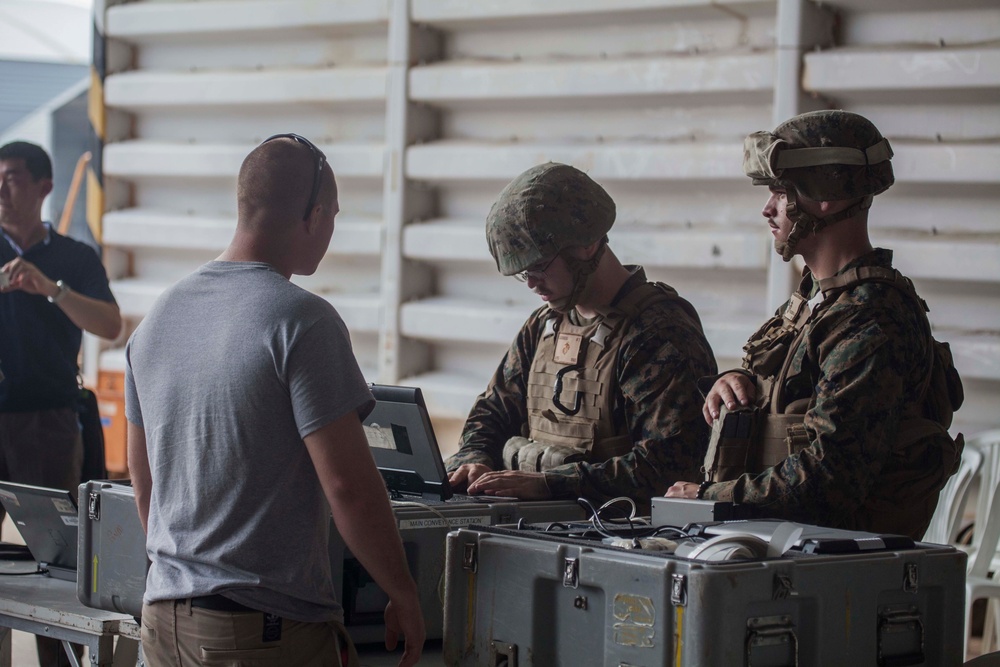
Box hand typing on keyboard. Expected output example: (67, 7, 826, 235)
(466, 470, 552, 500)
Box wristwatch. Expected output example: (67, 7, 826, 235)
(47, 280, 70, 304)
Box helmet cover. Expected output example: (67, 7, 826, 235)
(743, 110, 894, 201)
(486, 162, 615, 276)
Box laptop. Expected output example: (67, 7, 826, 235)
(364, 384, 504, 504)
(0, 481, 78, 580)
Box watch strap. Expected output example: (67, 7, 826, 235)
(47, 280, 70, 304)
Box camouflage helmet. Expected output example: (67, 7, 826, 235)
(743, 110, 894, 201)
(486, 162, 615, 276)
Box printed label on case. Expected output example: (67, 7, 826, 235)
(397, 515, 491, 531)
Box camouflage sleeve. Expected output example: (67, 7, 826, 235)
(705, 297, 923, 525)
(445, 308, 547, 472)
(543, 303, 717, 505)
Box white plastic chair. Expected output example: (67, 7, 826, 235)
(963, 429, 1000, 653)
(924, 441, 983, 545)
(970, 431, 1000, 556)
(965, 472, 1000, 660)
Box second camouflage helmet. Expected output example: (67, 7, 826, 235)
(743, 109, 894, 201)
(486, 162, 615, 276)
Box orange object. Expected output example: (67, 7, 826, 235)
(58, 152, 92, 236)
(96, 370, 128, 475)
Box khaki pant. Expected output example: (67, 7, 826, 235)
(141, 600, 360, 667)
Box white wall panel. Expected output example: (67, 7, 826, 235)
(809, 0, 1000, 441)
(95, 0, 1000, 457)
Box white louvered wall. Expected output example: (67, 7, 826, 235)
(94, 0, 999, 456)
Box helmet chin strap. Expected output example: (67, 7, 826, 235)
(546, 242, 607, 313)
(776, 185, 874, 262)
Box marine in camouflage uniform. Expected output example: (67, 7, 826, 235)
(446, 163, 716, 508)
(667, 111, 963, 539)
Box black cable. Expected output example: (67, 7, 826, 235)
(0, 566, 46, 576)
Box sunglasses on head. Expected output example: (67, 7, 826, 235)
(262, 133, 327, 221)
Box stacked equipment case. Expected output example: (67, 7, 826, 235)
(76, 480, 584, 643)
(332, 498, 584, 643)
(442, 515, 967, 666)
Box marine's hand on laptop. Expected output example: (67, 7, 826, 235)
(467, 470, 551, 500)
(447, 463, 493, 491)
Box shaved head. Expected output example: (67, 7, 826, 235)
(237, 137, 335, 232)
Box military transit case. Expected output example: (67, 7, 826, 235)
(77, 479, 150, 617)
(75, 479, 584, 643)
(442, 517, 967, 666)
(334, 498, 584, 644)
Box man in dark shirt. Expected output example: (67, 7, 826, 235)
(0, 140, 121, 665)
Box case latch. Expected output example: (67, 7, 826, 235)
(88, 492, 101, 521)
(462, 542, 477, 573)
(562, 557, 579, 588)
(670, 573, 687, 607)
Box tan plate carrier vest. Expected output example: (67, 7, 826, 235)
(504, 282, 695, 473)
(702, 266, 963, 536)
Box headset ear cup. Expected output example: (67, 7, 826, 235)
(678, 534, 770, 561)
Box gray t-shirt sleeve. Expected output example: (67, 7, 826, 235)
(124, 336, 143, 428)
(289, 312, 374, 439)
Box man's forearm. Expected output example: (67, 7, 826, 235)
(329, 484, 418, 603)
(52, 286, 122, 339)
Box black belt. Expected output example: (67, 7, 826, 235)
(188, 594, 257, 613)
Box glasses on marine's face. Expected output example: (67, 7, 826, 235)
(514, 254, 560, 283)
(261, 133, 327, 221)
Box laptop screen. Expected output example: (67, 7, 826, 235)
(363, 384, 453, 501)
(0, 481, 78, 580)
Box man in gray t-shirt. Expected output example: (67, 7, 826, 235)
(126, 135, 424, 667)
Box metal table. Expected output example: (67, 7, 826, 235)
(0, 560, 138, 667)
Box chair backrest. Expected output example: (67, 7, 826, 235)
(969, 471, 1000, 580)
(923, 441, 983, 544)
(970, 430, 1000, 551)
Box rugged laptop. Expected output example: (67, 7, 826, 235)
(0, 481, 78, 581)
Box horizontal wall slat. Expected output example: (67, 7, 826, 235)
(398, 370, 487, 421)
(412, 0, 773, 25)
(104, 141, 385, 179)
(943, 332, 1000, 382)
(890, 144, 1000, 184)
(111, 279, 382, 332)
(107, 0, 389, 39)
(403, 221, 768, 270)
(103, 209, 382, 256)
(805, 47, 1000, 92)
(872, 232, 1000, 283)
(406, 141, 744, 181)
(106, 68, 388, 108)
(410, 54, 774, 103)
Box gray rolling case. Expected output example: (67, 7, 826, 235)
(75, 479, 583, 642)
(442, 521, 967, 666)
(334, 498, 584, 644)
(77, 479, 149, 617)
